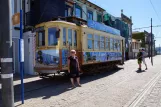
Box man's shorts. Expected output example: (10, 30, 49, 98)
(138, 60, 142, 64)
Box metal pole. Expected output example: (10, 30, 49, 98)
(0, 0, 14, 107)
(159, 44, 161, 55)
(151, 18, 153, 65)
(20, 0, 25, 104)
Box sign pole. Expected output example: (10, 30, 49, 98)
(151, 18, 153, 65)
(19, 0, 25, 104)
(0, 0, 14, 107)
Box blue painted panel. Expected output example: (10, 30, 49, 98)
(83, 52, 122, 63)
(36, 49, 59, 67)
(87, 20, 121, 36)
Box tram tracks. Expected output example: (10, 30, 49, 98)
(125, 71, 161, 107)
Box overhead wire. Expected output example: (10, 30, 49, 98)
(149, 0, 161, 22)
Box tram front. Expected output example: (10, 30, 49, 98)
(35, 23, 61, 76)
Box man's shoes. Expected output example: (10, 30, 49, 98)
(145, 68, 148, 70)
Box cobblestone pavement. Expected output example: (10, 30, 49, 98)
(136, 76, 161, 107)
(1, 55, 161, 107)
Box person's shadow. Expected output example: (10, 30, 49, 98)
(136, 69, 146, 73)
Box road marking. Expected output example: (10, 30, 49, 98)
(1, 58, 13, 62)
(1, 73, 13, 79)
(125, 71, 161, 107)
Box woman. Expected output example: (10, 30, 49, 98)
(68, 50, 81, 87)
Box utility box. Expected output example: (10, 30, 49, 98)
(24, 31, 36, 75)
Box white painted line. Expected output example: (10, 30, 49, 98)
(1, 74, 13, 79)
(1, 58, 13, 62)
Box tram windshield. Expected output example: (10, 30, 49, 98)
(48, 27, 59, 46)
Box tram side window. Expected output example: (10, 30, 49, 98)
(87, 34, 93, 49)
(100, 36, 105, 49)
(38, 31, 45, 46)
(114, 39, 118, 51)
(110, 38, 114, 51)
(48, 28, 58, 46)
(63, 28, 66, 46)
(68, 29, 72, 46)
(106, 37, 109, 50)
(74, 30, 77, 46)
(118, 40, 121, 51)
(94, 35, 100, 49)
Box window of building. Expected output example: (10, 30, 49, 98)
(38, 31, 45, 47)
(97, 14, 102, 22)
(87, 34, 93, 49)
(68, 29, 72, 46)
(110, 38, 114, 51)
(63, 28, 66, 46)
(100, 36, 105, 49)
(88, 10, 93, 20)
(75, 5, 82, 18)
(48, 28, 58, 46)
(94, 35, 100, 49)
(65, 5, 72, 17)
(106, 37, 110, 50)
(74, 30, 77, 46)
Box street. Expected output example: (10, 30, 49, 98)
(1, 55, 161, 107)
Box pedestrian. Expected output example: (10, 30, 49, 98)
(137, 49, 143, 71)
(68, 50, 81, 88)
(142, 49, 148, 70)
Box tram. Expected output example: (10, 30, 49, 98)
(34, 19, 125, 76)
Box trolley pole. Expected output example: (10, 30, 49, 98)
(0, 0, 14, 107)
(151, 18, 153, 65)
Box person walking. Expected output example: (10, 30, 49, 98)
(68, 50, 81, 88)
(142, 49, 148, 70)
(137, 49, 143, 71)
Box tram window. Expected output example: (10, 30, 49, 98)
(114, 40, 118, 51)
(106, 38, 109, 50)
(38, 31, 45, 46)
(100, 36, 105, 49)
(63, 28, 66, 46)
(110, 38, 114, 50)
(118, 40, 121, 51)
(87, 34, 93, 49)
(94, 35, 100, 49)
(68, 29, 72, 46)
(48, 28, 58, 46)
(74, 30, 77, 46)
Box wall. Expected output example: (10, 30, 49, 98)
(27, 0, 66, 26)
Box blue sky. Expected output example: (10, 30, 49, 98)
(89, 0, 161, 47)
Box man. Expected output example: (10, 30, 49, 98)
(137, 49, 143, 71)
(142, 49, 148, 70)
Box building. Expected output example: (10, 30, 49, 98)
(132, 31, 155, 57)
(131, 39, 142, 59)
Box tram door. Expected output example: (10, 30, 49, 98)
(65, 29, 78, 56)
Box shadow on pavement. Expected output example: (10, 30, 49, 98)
(136, 69, 146, 73)
(0, 67, 123, 105)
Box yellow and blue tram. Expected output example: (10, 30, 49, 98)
(35, 20, 125, 76)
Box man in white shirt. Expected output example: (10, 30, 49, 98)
(142, 49, 148, 70)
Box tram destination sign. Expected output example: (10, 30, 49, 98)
(34, 27, 44, 32)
